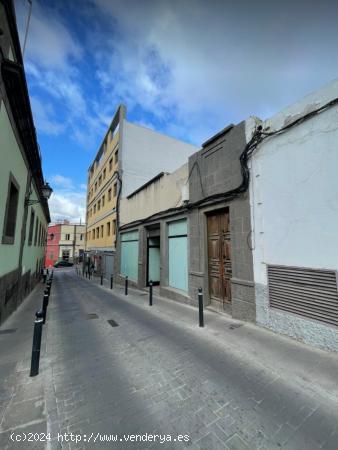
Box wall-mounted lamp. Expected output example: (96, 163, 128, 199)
(26, 182, 53, 206)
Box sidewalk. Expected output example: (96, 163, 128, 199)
(86, 271, 338, 405)
(0, 281, 48, 449)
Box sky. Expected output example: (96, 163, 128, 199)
(14, 0, 338, 223)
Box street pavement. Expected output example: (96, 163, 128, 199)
(0, 268, 338, 450)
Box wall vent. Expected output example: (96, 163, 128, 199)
(267, 265, 338, 327)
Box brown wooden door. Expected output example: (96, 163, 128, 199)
(207, 210, 232, 306)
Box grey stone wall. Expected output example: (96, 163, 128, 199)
(188, 122, 256, 322)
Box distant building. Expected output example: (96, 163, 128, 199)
(0, 0, 51, 324)
(85, 104, 198, 276)
(45, 221, 86, 267)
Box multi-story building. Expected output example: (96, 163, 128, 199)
(45, 221, 86, 267)
(85, 105, 198, 276)
(0, 0, 51, 324)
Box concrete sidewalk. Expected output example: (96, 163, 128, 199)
(0, 281, 48, 449)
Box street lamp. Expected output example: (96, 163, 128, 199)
(26, 182, 53, 206)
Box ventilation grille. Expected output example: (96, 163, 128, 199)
(267, 265, 338, 327)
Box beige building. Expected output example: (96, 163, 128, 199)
(119, 164, 188, 226)
(58, 222, 86, 262)
(85, 105, 197, 276)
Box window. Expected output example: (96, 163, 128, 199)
(101, 225, 104, 238)
(62, 250, 70, 261)
(99, 175, 102, 186)
(93, 229, 95, 239)
(65, 234, 70, 240)
(95, 182, 97, 191)
(108, 188, 112, 201)
(96, 227, 99, 238)
(113, 182, 117, 197)
(107, 221, 111, 236)
(114, 150, 118, 164)
(2, 173, 20, 244)
(109, 158, 113, 171)
(103, 168, 106, 180)
(94, 204, 96, 214)
(102, 195, 105, 207)
(34, 217, 39, 246)
(28, 209, 35, 245)
(113, 219, 116, 235)
(98, 200, 101, 211)
(80, 234, 83, 240)
(38, 223, 42, 246)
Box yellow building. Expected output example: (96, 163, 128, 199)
(85, 106, 123, 274)
(85, 104, 198, 276)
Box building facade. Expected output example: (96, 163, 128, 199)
(248, 79, 338, 351)
(45, 222, 85, 267)
(0, 0, 50, 324)
(187, 121, 257, 321)
(116, 164, 190, 299)
(115, 120, 258, 323)
(85, 104, 197, 276)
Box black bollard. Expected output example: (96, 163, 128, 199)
(46, 281, 51, 296)
(30, 310, 44, 377)
(100, 274, 103, 285)
(110, 274, 113, 290)
(44, 288, 49, 305)
(43, 274, 47, 284)
(198, 287, 204, 327)
(125, 276, 128, 295)
(42, 293, 49, 324)
(149, 280, 153, 306)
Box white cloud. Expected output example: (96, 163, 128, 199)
(89, 0, 338, 144)
(30, 96, 65, 136)
(50, 175, 74, 189)
(48, 191, 86, 223)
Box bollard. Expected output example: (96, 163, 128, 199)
(30, 310, 44, 377)
(110, 274, 113, 290)
(46, 281, 51, 296)
(198, 287, 204, 327)
(43, 274, 47, 284)
(44, 288, 49, 305)
(100, 274, 103, 285)
(125, 276, 128, 295)
(42, 293, 49, 324)
(149, 280, 153, 306)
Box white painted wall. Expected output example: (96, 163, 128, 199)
(120, 163, 188, 225)
(247, 78, 338, 351)
(121, 121, 198, 197)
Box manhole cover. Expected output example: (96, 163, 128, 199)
(86, 313, 98, 319)
(0, 329, 17, 334)
(107, 319, 119, 327)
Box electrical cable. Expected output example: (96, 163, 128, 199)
(120, 96, 338, 231)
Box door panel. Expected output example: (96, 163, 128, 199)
(207, 210, 232, 306)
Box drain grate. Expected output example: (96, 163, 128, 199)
(0, 329, 17, 334)
(107, 319, 119, 327)
(229, 323, 243, 330)
(86, 313, 98, 319)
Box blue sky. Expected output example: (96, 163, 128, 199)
(14, 0, 338, 222)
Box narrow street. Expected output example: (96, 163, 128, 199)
(1, 269, 338, 450)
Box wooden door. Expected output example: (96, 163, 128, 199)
(207, 210, 232, 306)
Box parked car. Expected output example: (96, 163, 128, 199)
(54, 260, 74, 268)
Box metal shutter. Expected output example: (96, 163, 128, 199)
(267, 265, 338, 327)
